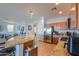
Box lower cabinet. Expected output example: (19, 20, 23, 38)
(24, 47, 38, 56)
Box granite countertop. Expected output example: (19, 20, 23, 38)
(5, 35, 34, 48)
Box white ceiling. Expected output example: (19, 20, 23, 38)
(0, 3, 74, 23)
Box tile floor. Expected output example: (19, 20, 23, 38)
(38, 40, 70, 56)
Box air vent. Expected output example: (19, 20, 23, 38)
(51, 7, 57, 11)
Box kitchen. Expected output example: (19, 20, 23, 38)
(0, 3, 79, 56)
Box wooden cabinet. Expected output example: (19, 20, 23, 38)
(23, 39, 38, 56)
(24, 40, 33, 49)
(53, 36, 59, 44)
(28, 47, 38, 56)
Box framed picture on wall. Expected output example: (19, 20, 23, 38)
(28, 25, 32, 30)
(21, 27, 24, 31)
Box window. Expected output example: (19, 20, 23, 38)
(7, 24, 14, 32)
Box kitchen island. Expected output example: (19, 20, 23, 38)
(4, 35, 34, 56)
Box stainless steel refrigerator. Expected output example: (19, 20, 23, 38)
(44, 26, 54, 43)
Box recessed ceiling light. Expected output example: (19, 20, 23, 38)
(59, 11, 63, 14)
(70, 7, 76, 11)
(56, 3, 59, 5)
